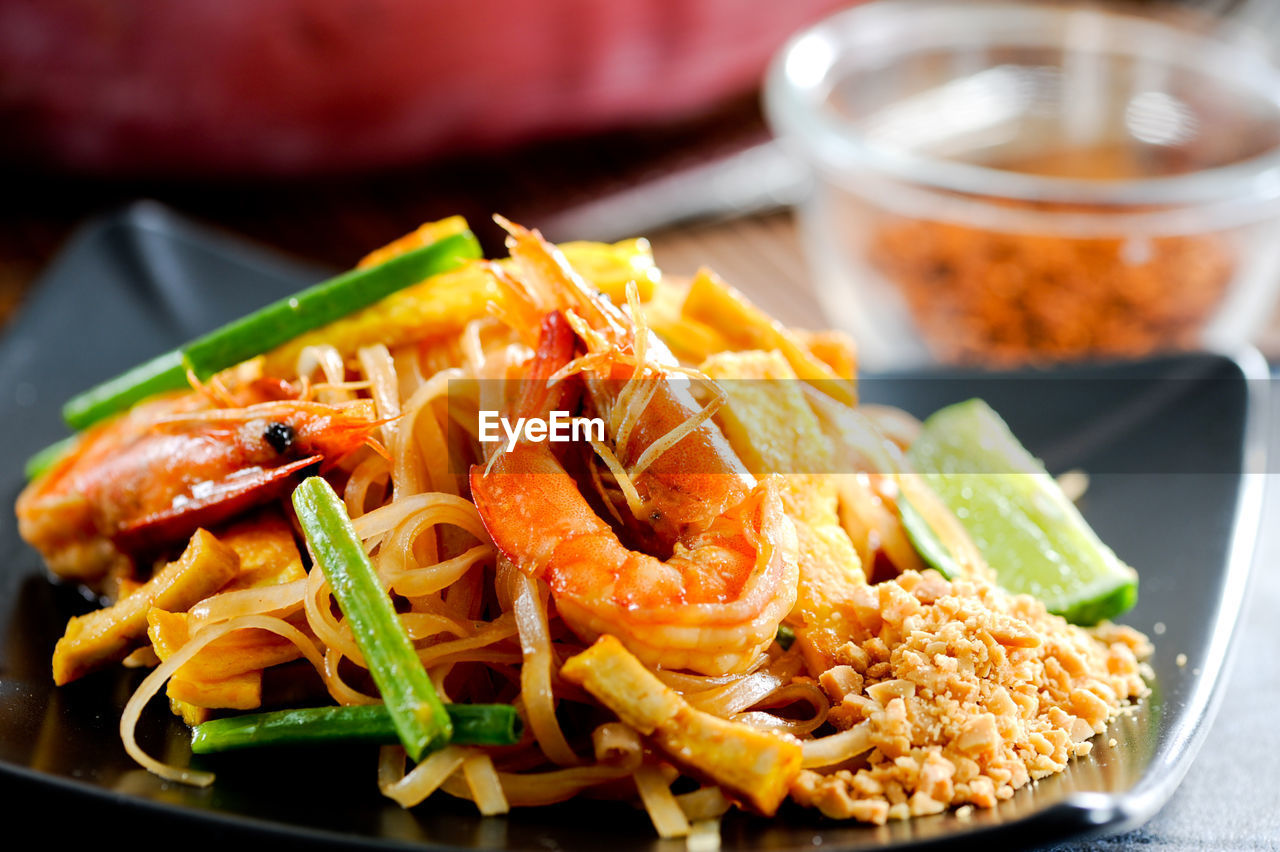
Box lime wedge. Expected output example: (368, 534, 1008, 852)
(905, 399, 1137, 625)
(898, 497, 961, 581)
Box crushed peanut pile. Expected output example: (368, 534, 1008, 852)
(792, 570, 1152, 825)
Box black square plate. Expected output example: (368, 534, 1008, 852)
(0, 203, 1267, 850)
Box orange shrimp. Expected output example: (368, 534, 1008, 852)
(470, 225, 799, 675)
(495, 218, 756, 550)
(17, 380, 379, 587)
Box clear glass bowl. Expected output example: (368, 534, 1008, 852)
(766, 0, 1280, 368)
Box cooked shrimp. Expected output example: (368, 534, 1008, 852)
(470, 297, 799, 675)
(17, 381, 379, 587)
(497, 218, 755, 551)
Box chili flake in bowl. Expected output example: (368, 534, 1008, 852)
(767, 1, 1280, 368)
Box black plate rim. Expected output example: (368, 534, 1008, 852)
(0, 206, 1269, 850)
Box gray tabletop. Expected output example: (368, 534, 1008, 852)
(1050, 382, 1280, 851)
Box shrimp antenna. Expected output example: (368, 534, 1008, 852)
(186, 368, 241, 409)
(494, 214, 628, 336)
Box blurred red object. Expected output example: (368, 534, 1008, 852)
(0, 0, 850, 176)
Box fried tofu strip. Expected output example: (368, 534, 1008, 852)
(560, 635, 802, 816)
(51, 529, 239, 685)
(147, 512, 308, 720)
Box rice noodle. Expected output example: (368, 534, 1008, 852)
(398, 612, 472, 642)
(421, 648, 523, 670)
(415, 618, 519, 668)
(444, 556, 486, 621)
(676, 787, 732, 822)
(187, 579, 306, 629)
(462, 752, 510, 816)
(344, 454, 391, 519)
(461, 318, 490, 373)
(303, 543, 512, 701)
(304, 558, 364, 663)
(121, 615, 325, 785)
(379, 745, 407, 791)
(380, 745, 469, 807)
(443, 722, 643, 807)
(322, 646, 381, 705)
(391, 344, 426, 401)
(684, 671, 783, 716)
(295, 345, 351, 404)
(376, 504, 488, 582)
(506, 562, 579, 766)
(655, 664, 763, 692)
(445, 759, 639, 808)
(635, 765, 691, 839)
(357, 344, 402, 446)
(392, 370, 461, 497)
(732, 682, 830, 737)
(800, 721, 874, 768)
(351, 492, 486, 542)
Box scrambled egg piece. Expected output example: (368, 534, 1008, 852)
(263, 218, 658, 375)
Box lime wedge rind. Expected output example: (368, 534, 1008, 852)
(898, 495, 959, 580)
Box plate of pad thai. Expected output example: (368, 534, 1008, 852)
(0, 206, 1264, 850)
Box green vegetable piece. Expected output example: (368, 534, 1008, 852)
(24, 434, 79, 481)
(292, 476, 452, 759)
(775, 624, 796, 651)
(63, 350, 190, 431)
(897, 496, 960, 580)
(190, 703, 522, 754)
(63, 231, 481, 430)
(906, 399, 1138, 625)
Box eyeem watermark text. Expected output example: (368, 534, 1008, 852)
(478, 410, 605, 452)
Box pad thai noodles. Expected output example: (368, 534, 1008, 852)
(15, 217, 1151, 837)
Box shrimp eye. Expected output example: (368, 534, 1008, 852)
(263, 422, 296, 454)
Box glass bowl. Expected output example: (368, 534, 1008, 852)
(765, 0, 1280, 368)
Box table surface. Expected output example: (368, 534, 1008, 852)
(1, 95, 1277, 850)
